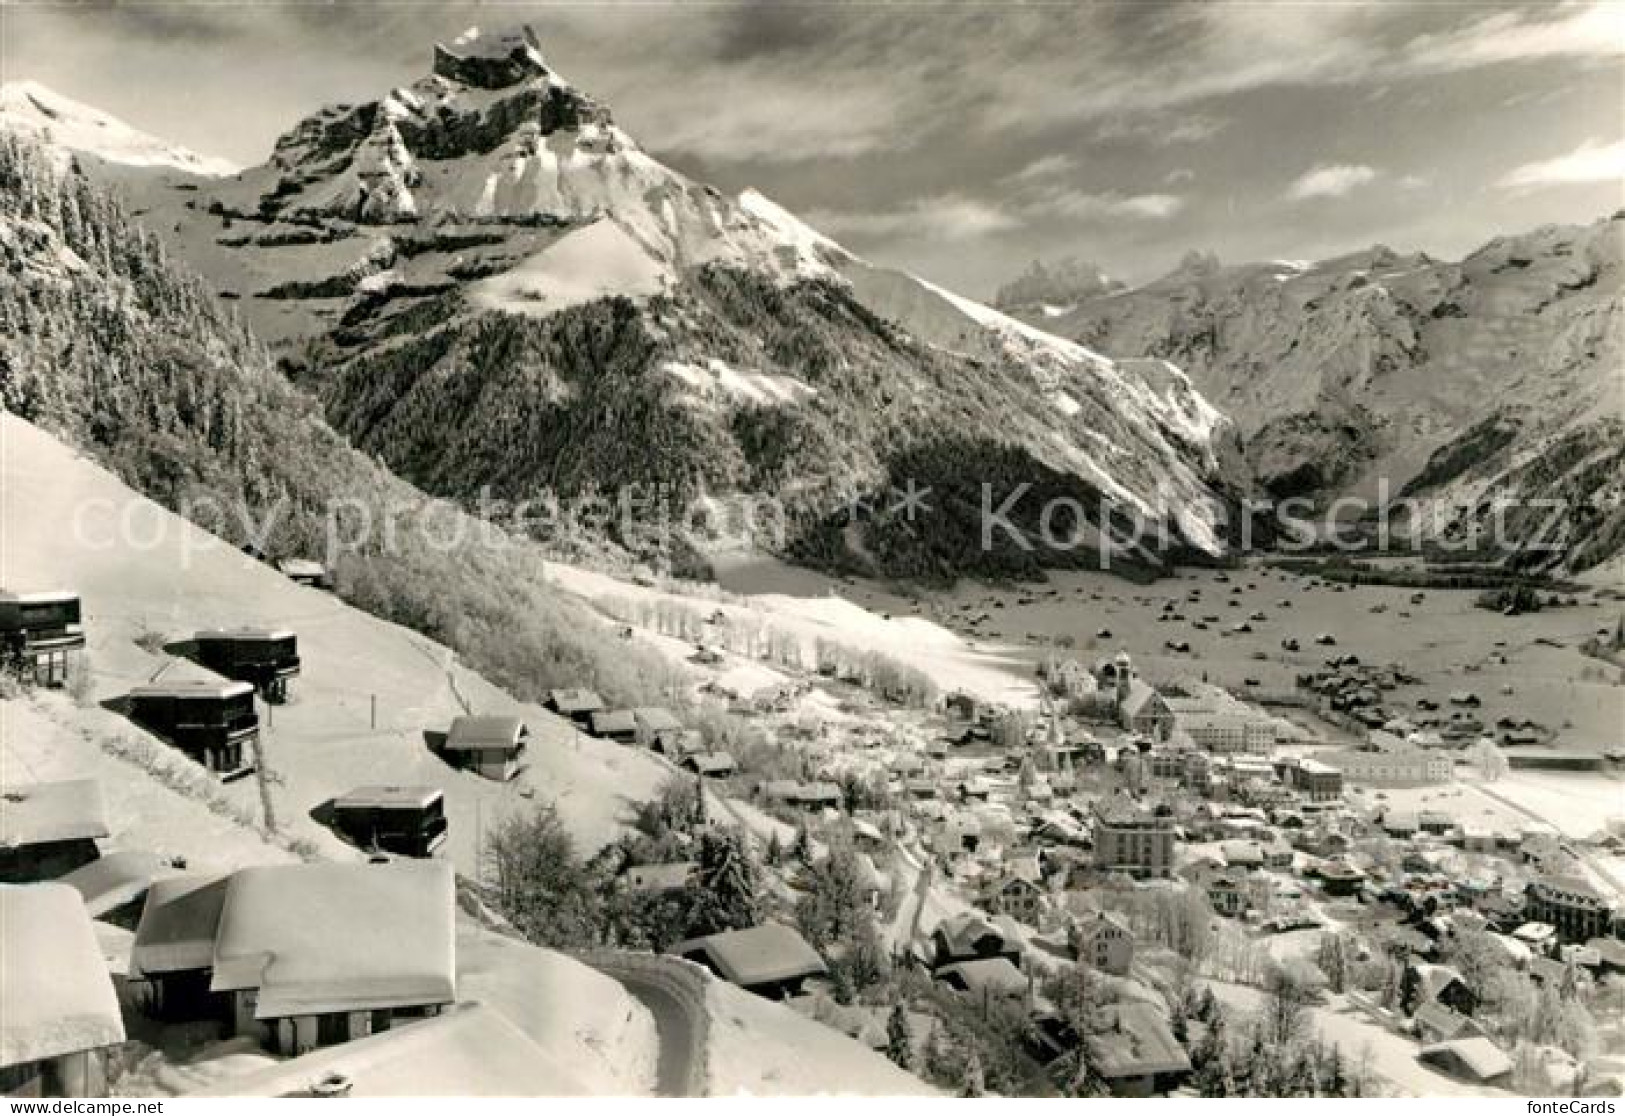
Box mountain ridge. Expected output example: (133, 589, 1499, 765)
(1002, 215, 1625, 569)
(18, 27, 1236, 582)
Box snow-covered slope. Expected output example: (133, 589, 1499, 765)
(0, 413, 673, 866)
(0, 81, 239, 177)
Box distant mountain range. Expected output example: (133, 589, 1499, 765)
(1001, 219, 1625, 570)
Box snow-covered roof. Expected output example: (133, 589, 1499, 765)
(589, 709, 637, 734)
(333, 785, 443, 811)
(631, 707, 682, 732)
(935, 956, 1026, 997)
(1420, 1037, 1512, 1082)
(0, 883, 125, 1069)
(444, 715, 528, 751)
(59, 850, 173, 919)
(672, 923, 826, 988)
(1090, 1002, 1191, 1079)
(129, 679, 254, 701)
(210, 861, 456, 1020)
(275, 558, 328, 577)
(0, 589, 78, 605)
(0, 778, 110, 847)
(131, 874, 230, 977)
(192, 1003, 573, 1096)
(195, 628, 296, 642)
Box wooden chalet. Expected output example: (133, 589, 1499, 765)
(545, 688, 604, 726)
(588, 709, 638, 743)
(130, 874, 232, 1022)
(194, 628, 301, 703)
(331, 785, 448, 858)
(682, 752, 737, 779)
(442, 715, 528, 781)
(0, 884, 125, 1097)
(209, 861, 457, 1055)
(0, 590, 84, 687)
(274, 558, 331, 589)
(0, 778, 109, 883)
(632, 707, 685, 750)
(127, 679, 258, 779)
(671, 923, 827, 1000)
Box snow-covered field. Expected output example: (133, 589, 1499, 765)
(554, 556, 1038, 708)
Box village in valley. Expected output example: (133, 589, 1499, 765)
(3, 444, 1623, 1099)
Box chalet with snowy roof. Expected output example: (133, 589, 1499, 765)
(0, 884, 125, 1097)
(762, 780, 842, 810)
(934, 956, 1028, 1000)
(930, 912, 1023, 970)
(671, 923, 827, 1000)
(194, 628, 301, 703)
(632, 707, 684, 749)
(1419, 1037, 1512, 1086)
(0, 778, 109, 883)
(211, 861, 456, 1055)
(274, 558, 330, 589)
(981, 863, 1044, 926)
(588, 708, 638, 743)
(442, 714, 528, 781)
(1527, 875, 1615, 942)
(1073, 910, 1133, 975)
(331, 785, 448, 858)
(130, 874, 232, 1021)
(0, 590, 84, 687)
(59, 851, 170, 926)
(682, 751, 737, 779)
(127, 679, 258, 778)
(621, 862, 696, 896)
(1414, 1002, 1488, 1044)
(544, 688, 604, 725)
(1088, 1002, 1192, 1097)
(1311, 859, 1366, 898)
(1406, 963, 1477, 1016)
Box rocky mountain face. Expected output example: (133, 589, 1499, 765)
(0, 131, 705, 707)
(1007, 220, 1625, 570)
(993, 257, 1124, 314)
(47, 26, 1238, 582)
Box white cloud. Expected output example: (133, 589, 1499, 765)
(807, 194, 1021, 241)
(1165, 167, 1196, 185)
(1286, 164, 1379, 200)
(1020, 184, 1185, 221)
(1006, 154, 1079, 183)
(1497, 138, 1625, 192)
(1401, 1, 1625, 73)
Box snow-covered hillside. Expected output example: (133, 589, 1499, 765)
(0, 81, 239, 177)
(0, 413, 672, 866)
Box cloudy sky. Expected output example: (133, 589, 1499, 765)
(5, 1, 1622, 296)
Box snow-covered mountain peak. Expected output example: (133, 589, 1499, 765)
(433, 25, 553, 89)
(0, 80, 239, 177)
